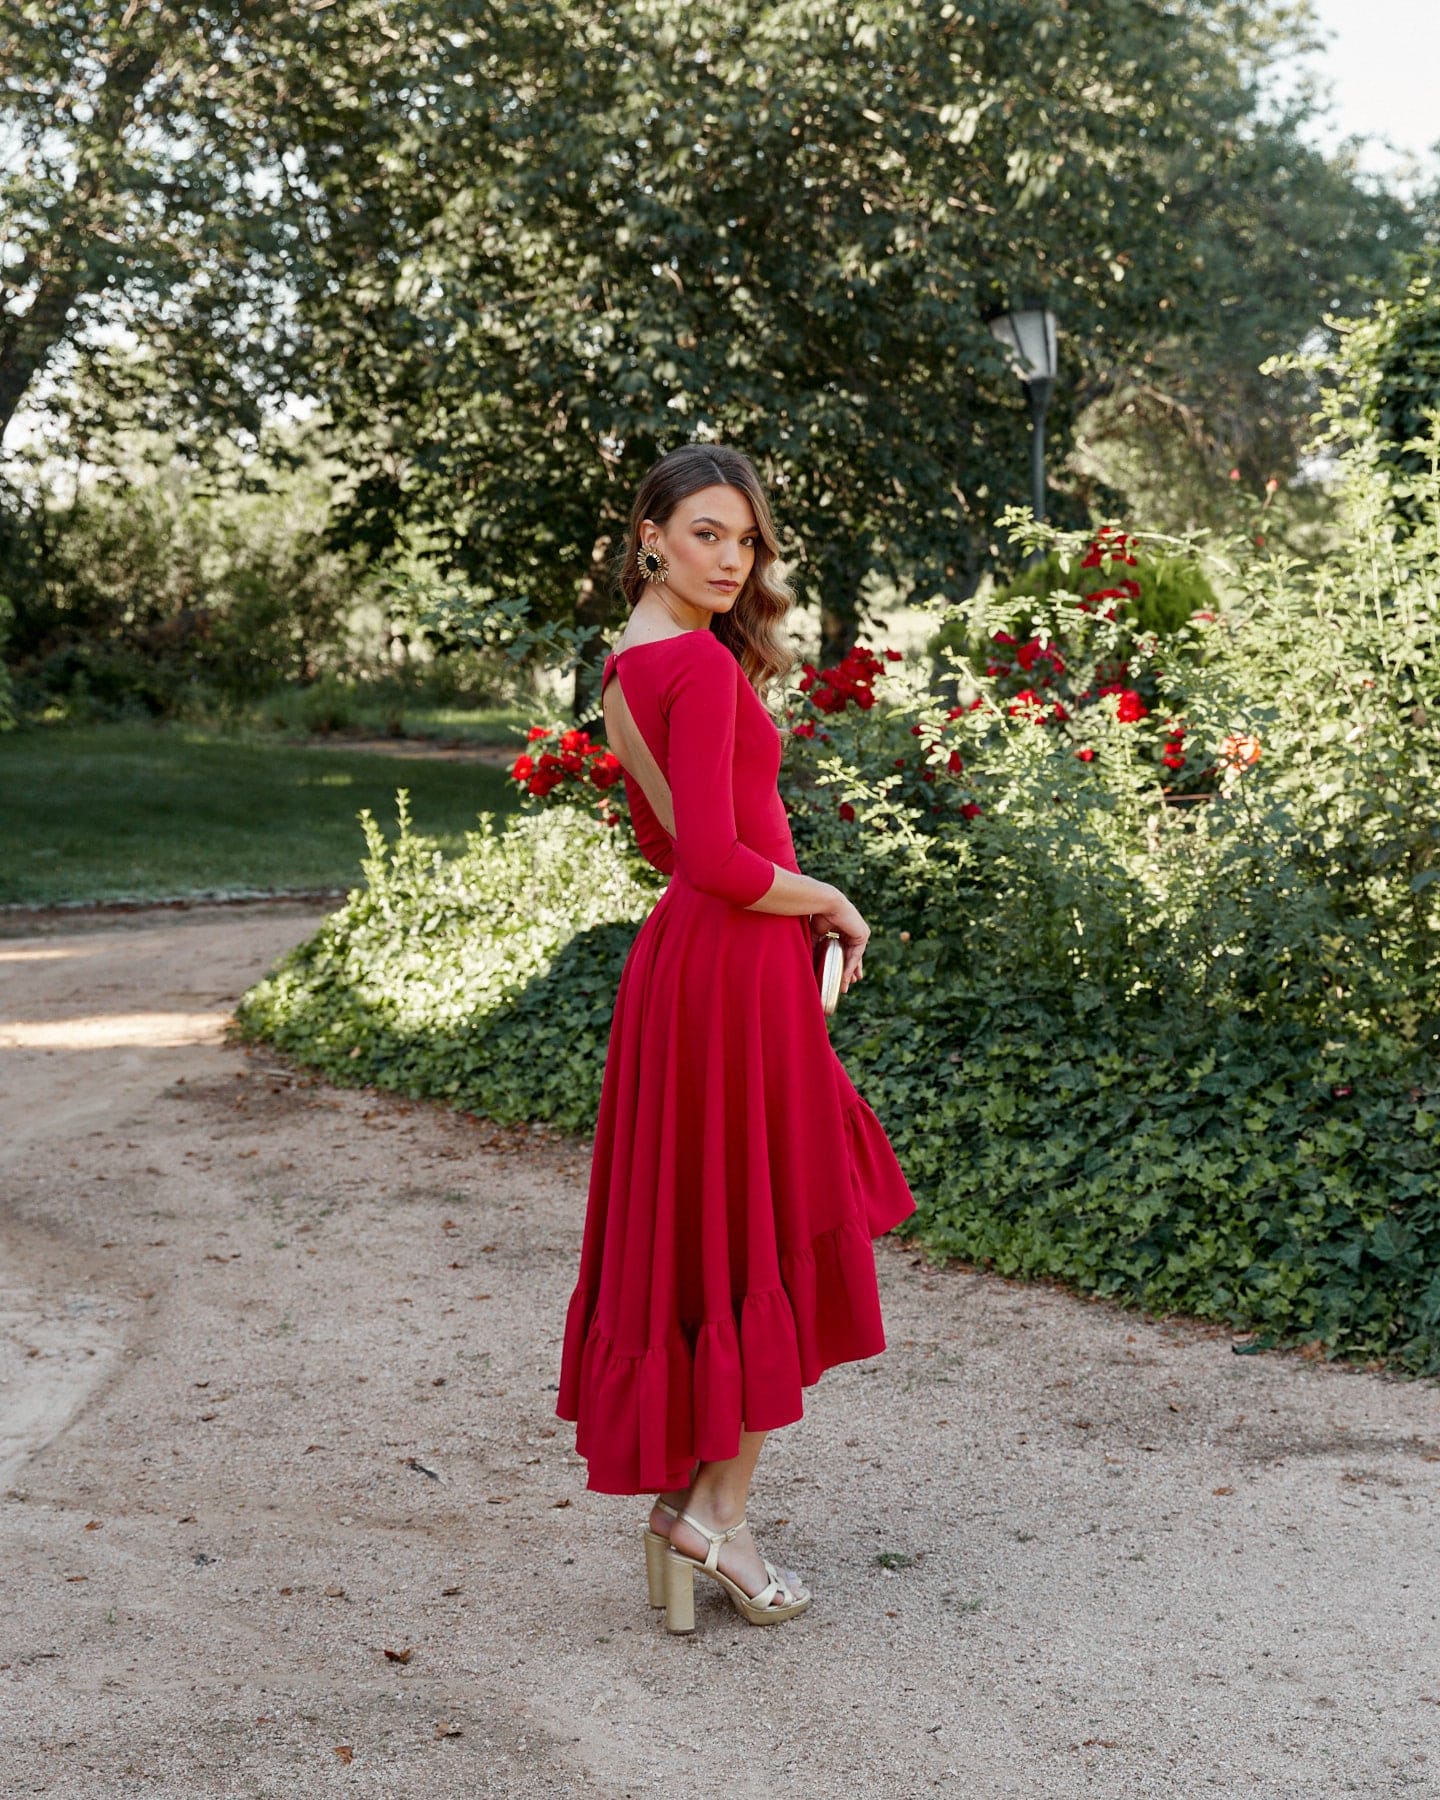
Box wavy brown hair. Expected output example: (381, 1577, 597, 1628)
(616, 444, 798, 704)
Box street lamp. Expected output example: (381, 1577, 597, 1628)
(987, 304, 1059, 525)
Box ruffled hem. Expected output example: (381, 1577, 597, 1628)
(556, 1216, 888, 1494)
(840, 1079, 917, 1240)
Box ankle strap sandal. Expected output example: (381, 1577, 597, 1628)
(662, 1510, 811, 1634)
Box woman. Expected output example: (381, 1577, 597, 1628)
(555, 444, 916, 1633)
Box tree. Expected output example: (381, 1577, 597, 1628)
(294, 0, 1432, 709)
(5, 1, 1431, 721)
(0, 0, 481, 454)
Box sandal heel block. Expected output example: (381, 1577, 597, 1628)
(664, 1509, 811, 1632)
(642, 1528, 668, 1607)
(663, 1544, 697, 1634)
(641, 1499, 680, 1608)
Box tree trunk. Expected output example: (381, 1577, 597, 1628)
(0, 41, 160, 441)
(571, 524, 618, 722)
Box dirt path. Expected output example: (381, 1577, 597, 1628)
(2, 907, 1438, 1799)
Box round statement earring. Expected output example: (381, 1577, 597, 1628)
(636, 542, 669, 585)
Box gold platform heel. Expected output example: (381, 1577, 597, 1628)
(663, 1511, 811, 1633)
(642, 1499, 680, 1607)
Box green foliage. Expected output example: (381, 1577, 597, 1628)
(0, 595, 15, 730)
(0, 436, 529, 724)
(1330, 250, 1440, 535)
(997, 546, 1218, 641)
(236, 802, 659, 1132)
(237, 423, 1440, 1372)
(3, 446, 363, 717)
(288, 0, 1434, 646)
(4, 0, 1431, 669)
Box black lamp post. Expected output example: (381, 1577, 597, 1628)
(987, 304, 1059, 524)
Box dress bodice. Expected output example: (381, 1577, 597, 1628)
(601, 631, 798, 902)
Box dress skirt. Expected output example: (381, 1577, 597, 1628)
(555, 866, 916, 1494)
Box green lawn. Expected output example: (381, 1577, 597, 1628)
(0, 723, 522, 906)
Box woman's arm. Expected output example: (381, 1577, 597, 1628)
(743, 862, 843, 918)
(665, 639, 778, 906)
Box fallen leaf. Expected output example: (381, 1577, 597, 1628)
(383, 1646, 414, 1664)
(334, 1744, 353, 1763)
(324, 1584, 347, 1598)
(1212, 1486, 1234, 1496)
(435, 1721, 463, 1738)
(551, 1497, 570, 1509)
(440, 1585, 462, 1596)
(83, 1520, 102, 1531)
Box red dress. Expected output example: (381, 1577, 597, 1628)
(555, 628, 915, 1494)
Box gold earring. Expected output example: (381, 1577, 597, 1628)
(636, 542, 669, 584)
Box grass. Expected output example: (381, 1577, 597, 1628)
(241, 685, 538, 744)
(0, 722, 523, 906)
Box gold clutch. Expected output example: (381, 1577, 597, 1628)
(816, 931, 844, 1015)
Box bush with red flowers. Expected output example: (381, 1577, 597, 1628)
(781, 641, 988, 835)
(508, 721, 626, 828)
(925, 525, 1225, 794)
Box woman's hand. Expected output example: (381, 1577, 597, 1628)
(808, 890, 870, 994)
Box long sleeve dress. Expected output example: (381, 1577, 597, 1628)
(555, 627, 916, 1494)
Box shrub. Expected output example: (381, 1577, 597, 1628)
(237, 422, 1440, 1372)
(236, 797, 660, 1132)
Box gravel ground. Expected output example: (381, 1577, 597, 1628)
(2, 905, 1439, 1800)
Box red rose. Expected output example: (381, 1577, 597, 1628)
(959, 802, 982, 819)
(1076, 747, 1096, 762)
(511, 754, 535, 780)
(1115, 690, 1148, 723)
(838, 801, 856, 822)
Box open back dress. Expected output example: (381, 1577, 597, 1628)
(555, 627, 916, 1494)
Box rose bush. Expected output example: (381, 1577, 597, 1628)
(239, 400, 1440, 1372)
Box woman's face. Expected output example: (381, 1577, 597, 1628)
(641, 483, 759, 618)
